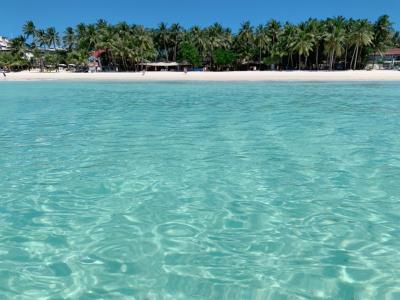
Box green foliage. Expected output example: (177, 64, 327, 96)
(373, 15, 394, 55)
(394, 32, 400, 47)
(7, 16, 400, 71)
(263, 55, 280, 66)
(234, 21, 255, 62)
(0, 52, 29, 70)
(213, 48, 236, 68)
(44, 53, 60, 66)
(178, 42, 201, 66)
(67, 49, 89, 65)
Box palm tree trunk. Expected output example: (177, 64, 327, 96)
(290, 53, 293, 69)
(329, 51, 333, 70)
(315, 46, 319, 70)
(333, 51, 337, 70)
(298, 53, 301, 70)
(122, 56, 128, 71)
(350, 46, 356, 70)
(173, 41, 177, 61)
(353, 45, 359, 70)
(164, 40, 168, 61)
(357, 46, 363, 69)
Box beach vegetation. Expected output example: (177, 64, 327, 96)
(3, 16, 398, 71)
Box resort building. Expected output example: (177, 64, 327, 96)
(139, 61, 191, 71)
(88, 50, 106, 72)
(0, 36, 11, 51)
(368, 48, 400, 70)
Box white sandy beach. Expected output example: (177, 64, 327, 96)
(2, 70, 400, 81)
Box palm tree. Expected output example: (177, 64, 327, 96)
(34, 30, 48, 71)
(132, 25, 156, 67)
(22, 21, 36, 43)
(170, 23, 183, 61)
(63, 27, 75, 50)
(46, 27, 60, 49)
(305, 18, 323, 70)
(235, 21, 254, 64)
(86, 24, 100, 50)
(350, 20, 374, 69)
(255, 25, 270, 67)
(10, 35, 28, 58)
(280, 23, 297, 69)
(9, 15, 398, 72)
(266, 20, 281, 45)
(97, 25, 117, 68)
(294, 27, 314, 69)
(204, 23, 227, 69)
(342, 19, 355, 69)
(372, 15, 393, 66)
(394, 31, 400, 47)
(157, 22, 170, 60)
(96, 19, 108, 30)
(35, 29, 48, 48)
(324, 17, 346, 70)
(187, 26, 208, 64)
(75, 23, 88, 49)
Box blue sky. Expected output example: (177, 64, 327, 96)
(1, 0, 399, 38)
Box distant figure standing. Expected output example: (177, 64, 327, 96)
(142, 69, 146, 76)
(184, 67, 187, 74)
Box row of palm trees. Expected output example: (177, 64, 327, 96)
(3, 16, 398, 71)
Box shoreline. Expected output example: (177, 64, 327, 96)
(2, 70, 400, 82)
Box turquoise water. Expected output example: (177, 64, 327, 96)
(1, 82, 400, 299)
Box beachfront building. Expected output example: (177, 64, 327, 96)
(139, 62, 191, 71)
(0, 36, 11, 51)
(368, 48, 400, 70)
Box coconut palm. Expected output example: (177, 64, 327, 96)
(304, 18, 323, 69)
(294, 26, 314, 69)
(204, 23, 228, 69)
(46, 27, 60, 49)
(324, 17, 346, 70)
(394, 31, 400, 47)
(7, 15, 398, 72)
(35, 30, 48, 48)
(63, 27, 76, 50)
(280, 23, 297, 69)
(235, 21, 255, 64)
(350, 20, 374, 69)
(86, 24, 100, 50)
(255, 25, 270, 67)
(10, 36, 28, 58)
(22, 21, 36, 43)
(266, 20, 281, 45)
(156, 22, 170, 60)
(372, 15, 394, 64)
(170, 23, 183, 61)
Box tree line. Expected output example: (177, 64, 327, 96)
(1, 16, 399, 71)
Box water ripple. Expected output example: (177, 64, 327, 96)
(1, 82, 400, 299)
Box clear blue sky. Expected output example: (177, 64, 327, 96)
(1, 0, 399, 37)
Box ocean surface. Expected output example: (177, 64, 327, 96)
(0, 81, 400, 300)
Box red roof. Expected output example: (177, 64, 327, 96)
(92, 49, 106, 58)
(382, 48, 400, 56)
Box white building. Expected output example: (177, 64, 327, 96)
(0, 36, 11, 51)
(368, 48, 400, 70)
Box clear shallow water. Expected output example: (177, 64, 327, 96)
(0, 81, 400, 300)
